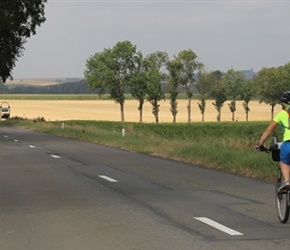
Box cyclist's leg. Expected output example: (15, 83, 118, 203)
(279, 142, 290, 185)
(280, 161, 290, 185)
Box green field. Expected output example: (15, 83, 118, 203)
(1, 118, 281, 181)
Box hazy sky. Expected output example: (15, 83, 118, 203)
(12, 0, 290, 79)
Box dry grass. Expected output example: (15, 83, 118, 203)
(5, 99, 276, 123)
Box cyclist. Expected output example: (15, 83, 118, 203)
(256, 91, 290, 189)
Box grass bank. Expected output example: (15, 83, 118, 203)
(1, 118, 281, 181)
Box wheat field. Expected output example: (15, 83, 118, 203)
(2, 99, 278, 123)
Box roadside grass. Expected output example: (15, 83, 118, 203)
(1, 118, 281, 181)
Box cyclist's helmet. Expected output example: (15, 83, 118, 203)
(281, 91, 290, 105)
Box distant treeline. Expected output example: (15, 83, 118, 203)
(4, 80, 98, 94)
(3, 79, 172, 95)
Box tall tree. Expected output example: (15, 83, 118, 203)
(146, 67, 164, 123)
(0, 0, 47, 83)
(166, 59, 184, 123)
(223, 68, 245, 122)
(196, 69, 215, 122)
(129, 52, 148, 123)
(211, 71, 227, 122)
(110, 41, 140, 122)
(240, 79, 257, 121)
(176, 49, 203, 122)
(144, 51, 168, 123)
(84, 40, 140, 122)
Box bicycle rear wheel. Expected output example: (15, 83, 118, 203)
(276, 181, 290, 223)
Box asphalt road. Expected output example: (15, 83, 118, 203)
(0, 126, 290, 250)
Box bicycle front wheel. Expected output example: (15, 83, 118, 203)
(276, 182, 290, 223)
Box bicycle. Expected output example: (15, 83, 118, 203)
(260, 135, 290, 223)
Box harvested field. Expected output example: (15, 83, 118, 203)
(6, 77, 85, 86)
(3, 99, 277, 122)
(5, 78, 60, 86)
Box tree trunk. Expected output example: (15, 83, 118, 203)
(120, 102, 125, 122)
(156, 106, 159, 123)
(271, 105, 274, 120)
(155, 111, 159, 123)
(173, 114, 176, 123)
(139, 101, 143, 123)
(149, 99, 161, 123)
(139, 108, 143, 123)
(187, 98, 192, 122)
(218, 110, 221, 122)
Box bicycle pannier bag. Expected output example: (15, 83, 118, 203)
(271, 135, 281, 162)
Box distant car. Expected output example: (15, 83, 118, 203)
(1, 107, 10, 119)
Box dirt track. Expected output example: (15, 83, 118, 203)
(3, 99, 279, 123)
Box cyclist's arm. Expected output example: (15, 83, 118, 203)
(258, 120, 278, 146)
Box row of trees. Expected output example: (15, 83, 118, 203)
(84, 40, 290, 123)
(84, 41, 206, 123)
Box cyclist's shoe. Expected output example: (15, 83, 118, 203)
(278, 183, 290, 192)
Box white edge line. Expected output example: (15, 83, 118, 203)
(194, 217, 243, 236)
(98, 175, 118, 183)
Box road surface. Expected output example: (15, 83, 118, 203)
(0, 126, 289, 249)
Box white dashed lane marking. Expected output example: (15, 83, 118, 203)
(29, 145, 36, 148)
(50, 155, 61, 159)
(194, 217, 243, 236)
(98, 175, 118, 183)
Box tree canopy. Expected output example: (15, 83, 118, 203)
(0, 0, 47, 83)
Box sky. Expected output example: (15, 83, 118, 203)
(12, 0, 290, 79)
